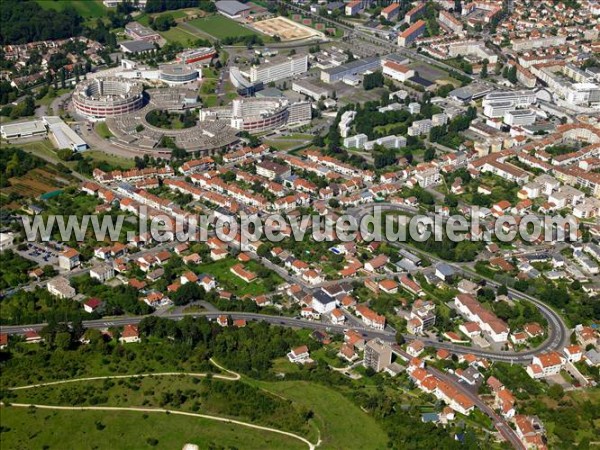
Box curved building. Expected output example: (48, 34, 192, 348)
(73, 78, 144, 119)
(159, 64, 199, 84)
(231, 97, 289, 132)
(200, 97, 311, 133)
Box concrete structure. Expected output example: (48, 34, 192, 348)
(398, 20, 426, 47)
(482, 90, 537, 118)
(47, 277, 76, 299)
(382, 60, 415, 83)
(215, 0, 250, 19)
(503, 110, 536, 127)
(200, 97, 310, 133)
(158, 64, 200, 85)
(0, 120, 46, 139)
(125, 22, 160, 42)
(250, 55, 308, 84)
(177, 47, 217, 65)
(120, 40, 155, 54)
(43, 116, 88, 151)
(292, 78, 333, 100)
(364, 339, 392, 372)
(321, 56, 381, 84)
(73, 78, 144, 119)
(90, 263, 115, 283)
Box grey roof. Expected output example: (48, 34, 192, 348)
(120, 40, 155, 53)
(312, 289, 335, 305)
(435, 263, 455, 277)
(323, 56, 381, 77)
(215, 0, 250, 15)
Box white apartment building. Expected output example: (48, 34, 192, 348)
(47, 277, 76, 299)
(512, 35, 567, 52)
(408, 119, 433, 136)
(526, 351, 565, 379)
(250, 55, 308, 83)
(503, 109, 536, 126)
(339, 110, 356, 138)
(90, 263, 115, 283)
(482, 90, 537, 118)
(344, 134, 368, 149)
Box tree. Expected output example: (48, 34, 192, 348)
(423, 147, 435, 162)
(328, 198, 340, 209)
(153, 14, 176, 32)
(480, 62, 488, 79)
(497, 284, 509, 296)
(395, 332, 405, 345)
(363, 71, 384, 91)
(507, 66, 517, 84)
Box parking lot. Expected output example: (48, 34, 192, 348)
(17, 242, 59, 267)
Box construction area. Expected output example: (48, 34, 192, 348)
(252, 16, 323, 41)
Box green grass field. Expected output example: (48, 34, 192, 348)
(188, 15, 265, 40)
(1, 407, 306, 450)
(193, 257, 283, 297)
(95, 122, 113, 139)
(253, 380, 389, 450)
(159, 25, 201, 46)
(83, 150, 135, 169)
(36, 0, 107, 19)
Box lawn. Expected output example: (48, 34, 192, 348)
(159, 25, 202, 46)
(36, 0, 107, 19)
(1, 407, 306, 450)
(95, 122, 113, 139)
(253, 380, 389, 450)
(264, 139, 307, 152)
(193, 257, 283, 297)
(18, 139, 58, 162)
(81, 150, 135, 170)
(188, 15, 266, 41)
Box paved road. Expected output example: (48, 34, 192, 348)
(348, 203, 571, 361)
(392, 345, 525, 450)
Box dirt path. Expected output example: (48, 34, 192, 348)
(4, 358, 320, 449)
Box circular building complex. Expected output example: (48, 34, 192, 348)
(73, 77, 144, 119)
(159, 64, 199, 84)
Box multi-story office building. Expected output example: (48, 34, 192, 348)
(250, 55, 308, 83)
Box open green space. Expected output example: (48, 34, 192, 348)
(17, 139, 58, 162)
(253, 380, 389, 450)
(82, 150, 135, 169)
(193, 257, 283, 297)
(35, 0, 107, 19)
(159, 25, 202, 46)
(1, 407, 306, 450)
(95, 122, 113, 139)
(188, 15, 265, 40)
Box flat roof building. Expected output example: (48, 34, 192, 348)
(250, 54, 308, 84)
(321, 56, 381, 84)
(216, 0, 251, 18)
(0, 120, 47, 139)
(120, 40, 156, 54)
(125, 22, 160, 42)
(43, 116, 88, 151)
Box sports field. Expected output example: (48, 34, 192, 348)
(188, 15, 264, 40)
(36, 0, 107, 19)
